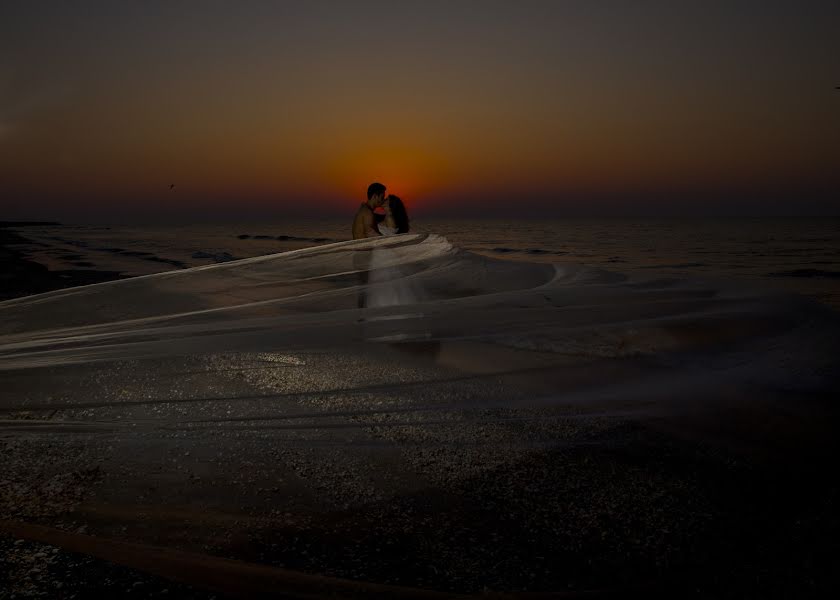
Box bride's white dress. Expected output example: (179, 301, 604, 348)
(366, 226, 420, 308)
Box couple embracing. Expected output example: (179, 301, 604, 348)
(351, 182, 415, 310)
(352, 182, 410, 240)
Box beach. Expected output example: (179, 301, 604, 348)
(0, 224, 126, 302)
(4, 0, 839, 594)
(2, 226, 840, 598)
(5, 218, 840, 307)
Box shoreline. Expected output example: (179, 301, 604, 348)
(4, 219, 840, 311)
(0, 225, 125, 302)
(1, 227, 839, 597)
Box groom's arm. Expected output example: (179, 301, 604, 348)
(362, 210, 381, 238)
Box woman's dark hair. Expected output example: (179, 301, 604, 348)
(388, 195, 410, 233)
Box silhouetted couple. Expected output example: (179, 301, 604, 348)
(352, 182, 409, 240)
(352, 182, 412, 310)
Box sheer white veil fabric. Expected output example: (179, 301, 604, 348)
(365, 228, 423, 308)
(1, 233, 837, 560)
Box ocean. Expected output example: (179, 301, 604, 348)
(10, 217, 840, 308)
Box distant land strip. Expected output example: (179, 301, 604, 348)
(0, 221, 62, 227)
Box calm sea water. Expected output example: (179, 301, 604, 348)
(415, 218, 840, 308)
(16, 217, 840, 309)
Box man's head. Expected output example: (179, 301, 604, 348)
(367, 182, 387, 208)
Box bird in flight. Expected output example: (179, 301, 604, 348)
(169, 184, 176, 190)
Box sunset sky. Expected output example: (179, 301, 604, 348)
(1, 1, 838, 221)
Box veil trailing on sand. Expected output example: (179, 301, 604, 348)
(2, 234, 839, 593)
(1, 232, 835, 380)
(0, 234, 557, 366)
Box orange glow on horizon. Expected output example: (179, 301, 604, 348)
(2, 2, 838, 220)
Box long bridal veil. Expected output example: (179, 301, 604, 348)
(2, 233, 838, 591)
(2, 231, 836, 428)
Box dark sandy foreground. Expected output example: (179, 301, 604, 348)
(3, 353, 840, 599)
(2, 233, 840, 598)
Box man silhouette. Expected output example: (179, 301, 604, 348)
(352, 182, 387, 309)
(353, 182, 387, 239)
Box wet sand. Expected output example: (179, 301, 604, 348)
(4, 352, 840, 598)
(2, 234, 840, 598)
